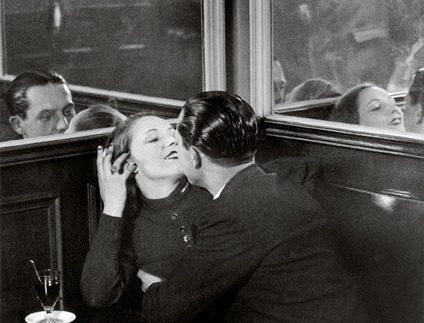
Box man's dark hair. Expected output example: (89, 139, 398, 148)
(177, 91, 257, 166)
(331, 83, 374, 124)
(6, 70, 69, 119)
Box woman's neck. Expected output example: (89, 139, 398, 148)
(136, 175, 182, 199)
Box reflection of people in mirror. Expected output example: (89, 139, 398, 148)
(6, 70, 75, 139)
(65, 104, 127, 133)
(331, 83, 405, 131)
(287, 78, 341, 102)
(404, 68, 424, 133)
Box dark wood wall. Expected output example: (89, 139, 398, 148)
(258, 118, 424, 323)
(0, 133, 107, 322)
(1, 113, 424, 322)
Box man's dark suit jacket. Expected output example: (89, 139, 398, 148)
(141, 163, 368, 322)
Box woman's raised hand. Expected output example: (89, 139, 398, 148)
(97, 145, 137, 218)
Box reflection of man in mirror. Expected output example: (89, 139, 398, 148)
(6, 70, 75, 139)
(405, 68, 424, 133)
(273, 58, 287, 104)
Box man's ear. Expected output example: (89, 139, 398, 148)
(189, 146, 202, 169)
(9, 116, 25, 135)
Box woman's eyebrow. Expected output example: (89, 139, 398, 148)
(143, 129, 158, 135)
(366, 98, 381, 106)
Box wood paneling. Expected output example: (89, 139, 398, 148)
(2, 100, 424, 322)
(258, 116, 424, 322)
(0, 192, 64, 322)
(0, 131, 107, 322)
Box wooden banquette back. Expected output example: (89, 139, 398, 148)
(259, 116, 424, 322)
(1, 112, 424, 322)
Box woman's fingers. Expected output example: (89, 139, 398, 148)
(96, 146, 104, 178)
(112, 152, 130, 173)
(122, 161, 137, 178)
(103, 145, 113, 175)
(97, 145, 135, 181)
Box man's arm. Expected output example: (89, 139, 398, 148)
(140, 186, 365, 323)
(141, 216, 261, 322)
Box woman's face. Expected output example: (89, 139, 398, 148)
(358, 87, 405, 131)
(129, 116, 182, 181)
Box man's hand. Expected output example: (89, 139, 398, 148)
(137, 269, 163, 292)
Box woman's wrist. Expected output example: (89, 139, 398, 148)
(103, 205, 124, 218)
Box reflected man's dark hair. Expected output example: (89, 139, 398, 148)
(6, 70, 69, 119)
(407, 68, 424, 124)
(177, 91, 257, 166)
(408, 68, 424, 105)
(331, 83, 374, 124)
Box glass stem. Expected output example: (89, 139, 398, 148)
(45, 308, 53, 323)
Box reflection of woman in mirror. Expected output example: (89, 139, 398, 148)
(331, 83, 405, 131)
(80, 114, 212, 319)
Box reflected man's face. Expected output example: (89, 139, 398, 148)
(358, 87, 405, 131)
(11, 83, 75, 138)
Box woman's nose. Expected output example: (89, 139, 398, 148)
(165, 134, 177, 146)
(391, 104, 404, 116)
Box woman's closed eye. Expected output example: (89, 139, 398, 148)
(368, 102, 381, 112)
(143, 132, 160, 143)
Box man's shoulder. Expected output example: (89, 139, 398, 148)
(222, 166, 319, 218)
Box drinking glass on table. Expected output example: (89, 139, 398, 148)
(34, 269, 62, 323)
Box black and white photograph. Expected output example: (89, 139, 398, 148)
(1, 1, 424, 322)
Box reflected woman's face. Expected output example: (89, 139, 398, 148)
(129, 116, 182, 181)
(358, 87, 405, 131)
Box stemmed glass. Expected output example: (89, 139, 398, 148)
(34, 269, 62, 323)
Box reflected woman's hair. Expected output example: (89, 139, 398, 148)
(330, 83, 374, 124)
(288, 78, 341, 102)
(66, 104, 127, 133)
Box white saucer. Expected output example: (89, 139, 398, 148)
(25, 310, 76, 323)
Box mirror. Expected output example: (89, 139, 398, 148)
(0, 0, 201, 142)
(272, 0, 424, 134)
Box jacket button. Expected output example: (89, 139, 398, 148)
(183, 234, 191, 243)
(171, 212, 178, 220)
